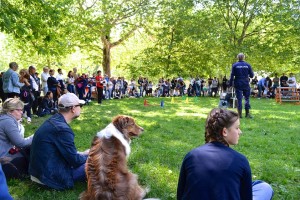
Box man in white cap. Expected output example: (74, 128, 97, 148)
(29, 93, 88, 190)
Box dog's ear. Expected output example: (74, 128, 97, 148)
(113, 115, 133, 130)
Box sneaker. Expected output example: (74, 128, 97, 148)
(22, 113, 27, 118)
(27, 117, 32, 123)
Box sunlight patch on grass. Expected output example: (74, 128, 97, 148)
(130, 109, 142, 113)
(175, 111, 206, 117)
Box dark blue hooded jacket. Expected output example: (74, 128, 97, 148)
(230, 61, 254, 90)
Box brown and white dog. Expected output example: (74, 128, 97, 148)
(80, 115, 147, 200)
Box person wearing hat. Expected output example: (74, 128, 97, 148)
(29, 93, 88, 190)
(229, 53, 254, 118)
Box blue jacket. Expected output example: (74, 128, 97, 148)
(0, 164, 13, 200)
(230, 61, 254, 90)
(29, 113, 87, 190)
(2, 68, 24, 94)
(177, 142, 252, 200)
(257, 78, 267, 87)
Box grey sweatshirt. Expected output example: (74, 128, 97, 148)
(0, 114, 33, 158)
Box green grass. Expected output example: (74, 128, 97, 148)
(8, 97, 300, 200)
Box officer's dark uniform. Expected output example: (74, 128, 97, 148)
(230, 58, 254, 118)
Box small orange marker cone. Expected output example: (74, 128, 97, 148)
(144, 99, 149, 106)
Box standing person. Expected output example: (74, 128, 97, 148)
(66, 71, 75, 93)
(177, 108, 273, 200)
(211, 77, 219, 97)
(56, 68, 66, 93)
(2, 62, 24, 99)
(279, 73, 288, 87)
(47, 69, 60, 105)
(19, 69, 33, 123)
(76, 74, 87, 100)
(230, 53, 254, 118)
(0, 72, 5, 103)
(272, 73, 279, 92)
(0, 98, 33, 179)
(95, 70, 104, 104)
(137, 76, 144, 97)
(28, 66, 40, 115)
(29, 93, 87, 190)
(41, 66, 50, 96)
(222, 75, 228, 92)
(287, 73, 297, 87)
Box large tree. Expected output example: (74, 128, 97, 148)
(70, 0, 155, 76)
(0, 0, 74, 67)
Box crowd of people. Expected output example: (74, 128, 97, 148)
(1, 62, 298, 123)
(0, 59, 279, 199)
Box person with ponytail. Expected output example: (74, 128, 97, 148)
(177, 108, 273, 200)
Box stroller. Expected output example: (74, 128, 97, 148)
(218, 87, 237, 109)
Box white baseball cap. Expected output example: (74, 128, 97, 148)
(58, 93, 85, 108)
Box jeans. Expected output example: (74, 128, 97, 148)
(139, 86, 144, 97)
(72, 163, 86, 182)
(42, 86, 48, 96)
(252, 180, 274, 200)
(67, 84, 75, 93)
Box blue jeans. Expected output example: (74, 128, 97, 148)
(252, 180, 274, 200)
(72, 163, 86, 182)
(67, 84, 75, 93)
(258, 84, 264, 98)
(139, 86, 144, 97)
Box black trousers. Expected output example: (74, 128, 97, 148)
(97, 87, 103, 104)
(4, 92, 20, 100)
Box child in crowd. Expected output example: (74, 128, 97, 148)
(37, 91, 57, 117)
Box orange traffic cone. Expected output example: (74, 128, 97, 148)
(144, 99, 149, 106)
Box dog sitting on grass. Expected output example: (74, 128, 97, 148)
(80, 115, 151, 200)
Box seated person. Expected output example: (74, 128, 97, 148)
(187, 84, 195, 97)
(29, 93, 88, 190)
(266, 88, 275, 98)
(37, 91, 57, 117)
(177, 108, 274, 200)
(0, 98, 33, 179)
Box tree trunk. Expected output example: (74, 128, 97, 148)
(102, 36, 111, 77)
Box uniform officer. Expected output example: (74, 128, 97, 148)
(230, 53, 254, 118)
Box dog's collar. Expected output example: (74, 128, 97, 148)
(97, 123, 131, 157)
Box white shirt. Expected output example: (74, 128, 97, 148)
(30, 75, 39, 91)
(41, 72, 50, 87)
(107, 81, 114, 89)
(56, 73, 64, 81)
(287, 77, 297, 87)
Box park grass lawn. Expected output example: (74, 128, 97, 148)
(8, 96, 300, 200)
